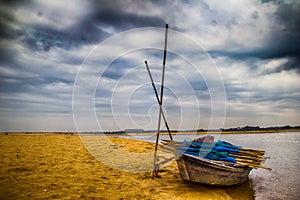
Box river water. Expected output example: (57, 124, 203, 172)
(119, 132, 300, 200)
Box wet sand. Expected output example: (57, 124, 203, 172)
(0, 133, 254, 199)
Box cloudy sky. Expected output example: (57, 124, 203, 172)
(0, 0, 299, 132)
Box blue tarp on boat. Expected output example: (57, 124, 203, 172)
(176, 137, 242, 164)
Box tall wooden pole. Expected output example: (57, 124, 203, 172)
(153, 24, 168, 177)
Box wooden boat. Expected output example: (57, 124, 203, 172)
(176, 153, 252, 186)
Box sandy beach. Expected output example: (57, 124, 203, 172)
(0, 133, 255, 199)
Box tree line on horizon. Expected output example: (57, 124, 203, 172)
(101, 125, 300, 134)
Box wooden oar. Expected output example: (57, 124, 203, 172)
(230, 152, 265, 159)
(256, 165, 272, 170)
(232, 150, 265, 158)
(229, 153, 266, 162)
(236, 161, 272, 170)
(235, 158, 263, 166)
(239, 148, 265, 153)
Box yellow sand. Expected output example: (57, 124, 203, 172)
(0, 133, 254, 199)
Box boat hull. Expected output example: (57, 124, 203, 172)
(176, 154, 251, 186)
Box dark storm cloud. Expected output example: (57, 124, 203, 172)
(0, 66, 74, 94)
(0, 1, 28, 40)
(90, 0, 166, 29)
(223, 84, 248, 101)
(227, 85, 300, 106)
(102, 70, 123, 80)
(0, 0, 166, 54)
(22, 22, 109, 52)
(0, 11, 108, 52)
(209, 0, 300, 73)
(0, 0, 32, 6)
(280, 57, 300, 73)
(101, 57, 141, 80)
(90, 8, 165, 30)
(0, 46, 16, 64)
(0, 0, 166, 117)
(0, 12, 22, 40)
(101, 58, 129, 80)
(0, 47, 74, 97)
(209, 51, 300, 74)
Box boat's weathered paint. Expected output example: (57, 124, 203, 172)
(176, 154, 252, 186)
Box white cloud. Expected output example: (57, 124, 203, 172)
(249, 70, 300, 91)
(256, 58, 289, 74)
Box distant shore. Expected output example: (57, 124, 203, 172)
(1, 128, 299, 136)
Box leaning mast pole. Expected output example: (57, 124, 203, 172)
(144, 60, 173, 141)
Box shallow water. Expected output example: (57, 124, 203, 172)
(119, 132, 300, 200)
